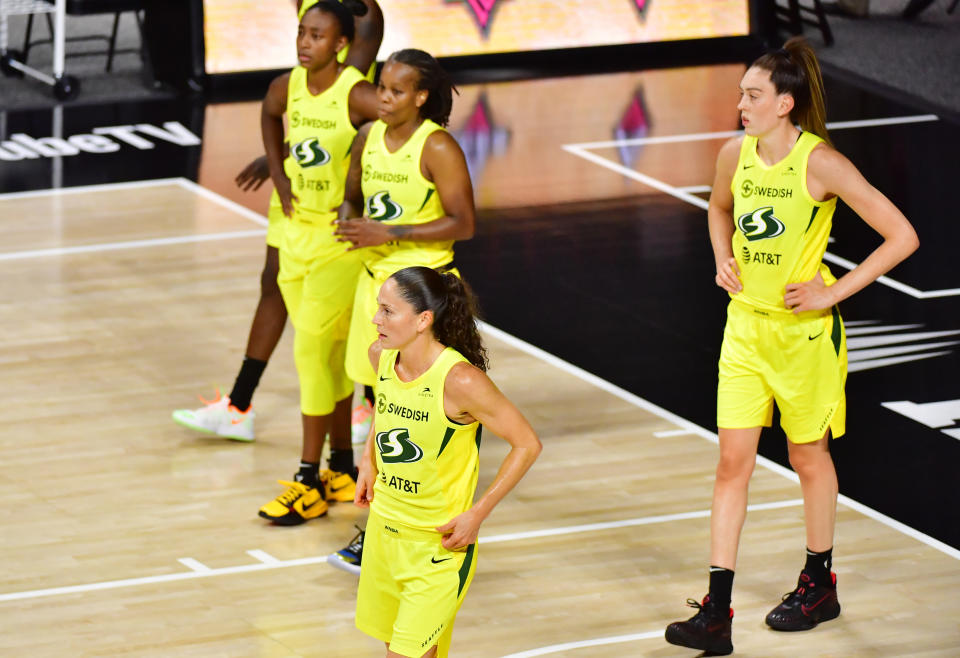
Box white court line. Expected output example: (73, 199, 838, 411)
(246, 550, 280, 565)
(177, 558, 211, 574)
(0, 229, 266, 262)
(0, 177, 272, 262)
(653, 428, 694, 438)
(563, 117, 960, 299)
(565, 114, 939, 149)
(0, 177, 185, 201)
(175, 178, 270, 227)
(0, 499, 800, 603)
(482, 499, 803, 544)
(821, 251, 960, 299)
(500, 630, 665, 658)
(676, 184, 712, 194)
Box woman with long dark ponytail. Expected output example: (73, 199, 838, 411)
(665, 37, 918, 655)
(353, 266, 540, 658)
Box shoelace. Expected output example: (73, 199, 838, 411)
(275, 482, 308, 506)
(782, 580, 813, 602)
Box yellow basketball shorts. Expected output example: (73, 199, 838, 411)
(717, 300, 847, 443)
(356, 509, 477, 658)
(266, 189, 285, 249)
(278, 210, 361, 415)
(345, 264, 460, 387)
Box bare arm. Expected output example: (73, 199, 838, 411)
(335, 131, 476, 249)
(262, 73, 295, 215)
(337, 123, 372, 222)
(354, 340, 384, 507)
(435, 363, 541, 550)
(709, 137, 743, 294)
(785, 145, 919, 313)
(348, 80, 380, 127)
(342, 0, 383, 75)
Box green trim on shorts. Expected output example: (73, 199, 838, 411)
(830, 305, 842, 356)
(457, 543, 475, 597)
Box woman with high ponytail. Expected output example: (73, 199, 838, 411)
(666, 37, 918, 655)
(353, 266, 540, 658)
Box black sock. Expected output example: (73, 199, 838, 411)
(295, 461, 321, 490)
(329, 449, 355, 477)
(363, 385, 374, 405)
(804, 547, 833, 586)
(708, 566, 735, 611)
(228, 357, 267, 412)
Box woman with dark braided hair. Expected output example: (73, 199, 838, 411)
(334, 49, 474, 401)
(353, 266, 540, 658)
(665, 37, 917, 655)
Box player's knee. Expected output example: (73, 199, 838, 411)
(715, 451, 753, 484)
(788, 446, 831, 479)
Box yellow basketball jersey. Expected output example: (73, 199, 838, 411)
(730, 132, 838, 315)
(371, 347, 480, 531)
(298, 0, 377, 82)
(284, 65, 364, 213)
(359, 119, 453, 279)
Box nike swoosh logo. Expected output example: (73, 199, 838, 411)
(379, 375, 390, 381)
(743, 164, 754, 169)
(330, 481, 352, 492)
(431, 556, 452, 564)
(801, 591, 832, 615)
(809, 331, 824, 340)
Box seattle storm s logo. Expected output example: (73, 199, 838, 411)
(366, 190, 404, 221)
(737, 206, 785, 241)
(376, 428, 424, 463)
(291, 137, 331, 168)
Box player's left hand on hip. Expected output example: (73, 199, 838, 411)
(784, 271, 833, 314)
(436, 510, 481, 550)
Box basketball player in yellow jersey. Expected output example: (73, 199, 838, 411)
(173, 0, 382, 444)
(353, 266, 540, 658)
(255, 1, 382, 525)
(335, 49, 475, 390)
(666, 38, 918, 656)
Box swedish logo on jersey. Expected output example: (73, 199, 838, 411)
(737, 206, 785, 242)
(366, 190, 404, 221)
(376, 428, 423, 463)
(291, 137, 331, 168)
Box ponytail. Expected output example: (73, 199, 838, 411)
(751, 37, 831, 146)
(389, 266, 489, 371)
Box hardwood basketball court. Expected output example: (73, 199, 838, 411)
(0, 180, 957, 656)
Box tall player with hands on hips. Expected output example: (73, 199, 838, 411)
(665, 37, 918, 656)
